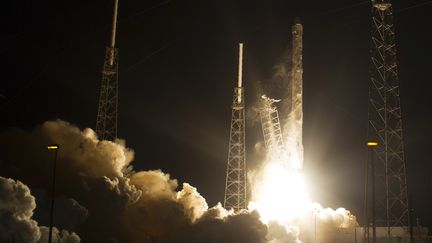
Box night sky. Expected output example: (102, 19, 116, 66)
(2, 0, 432, 230)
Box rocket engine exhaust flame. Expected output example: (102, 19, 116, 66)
(249, 163, 311, 224)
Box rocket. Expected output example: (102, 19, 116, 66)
(286, 18, 304, 169)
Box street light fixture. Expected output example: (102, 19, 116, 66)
(47, 145, 59, 150)
(367, 142, 378, 147)
(47, 144, 59, 243)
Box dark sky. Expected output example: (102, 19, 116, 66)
(2, 0, 432, 229)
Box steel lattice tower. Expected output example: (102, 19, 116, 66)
(224, 43, 247, 211)
(365, 0, 411, 240)
(96, 0, 119, 141)
(259, 96, 286, 160)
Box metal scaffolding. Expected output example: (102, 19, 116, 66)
(259, 95, 285, 160)
(365, 0, 411, 241)
(224, 44, 247, 211)
(95, 0, 119, 141)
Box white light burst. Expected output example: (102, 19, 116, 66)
(249, 160, 313, 224)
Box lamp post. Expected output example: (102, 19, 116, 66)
(47, 144, 59, 243)
(367, 141, 378, 243)
(315, 210, 317, 243)
(312, 206, 319, 243)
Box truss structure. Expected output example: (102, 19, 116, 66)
(259, 96, 286, 160)
(96, 47, 119, 141)
(365, 0, 411, 240)
(223, 87, 247, 211)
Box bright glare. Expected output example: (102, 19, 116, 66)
(249, 94, 358, 231)
(249, 160, 313, 224)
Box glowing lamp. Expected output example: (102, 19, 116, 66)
(47, 144, 59, 150)
(367, 141, 378, 146)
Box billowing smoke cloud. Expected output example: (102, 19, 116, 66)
(0, 120, 144, 241)
(312, 207, 358, 243)
(0, 120, 358, 242)
(123, 170, 269, 243)
(0, 177, 40, 242)
(37, 226, 80, 243)
(169, 209, 268, 243)
(0, 120, 271, 242)
(266, 220, 300, 243)
(0, 176, 80, 243)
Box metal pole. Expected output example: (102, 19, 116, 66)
(237, 43, 243, 103)
(355, 227, 358, 243)
(315, 212, 317, 243)
(371, 147, 376, 243)
(108, 0, 119, 66)
(364, 151, 369, 243)
(110, 0, 119, 48)
(409, 198, 414, 243)
(48, 148, 59, 243)
(237, 43, 243, 88)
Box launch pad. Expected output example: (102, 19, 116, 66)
(221, 1, 427, 241)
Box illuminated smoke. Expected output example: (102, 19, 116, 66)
(0, 176, 40, 242)
(248, 124, 358, 242)
(0, 120, 269, 242)
(0, 119, 358, 242)
(0, 176, 80, 243)
(37, 227, 80, 243)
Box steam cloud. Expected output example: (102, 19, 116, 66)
(0, 120, 357, 242)
(0, 120, 270, 242)
(0, 176, 80, 243)
(0, 177, 40, 242)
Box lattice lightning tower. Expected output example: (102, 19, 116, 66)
(365, 0, 411, 240)
(224, 43, 247, 211)
(96, 0, 119, 141)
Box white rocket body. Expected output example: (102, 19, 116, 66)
(286, 20, 304, 170)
